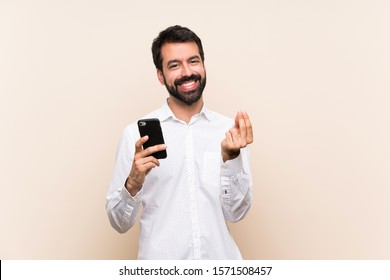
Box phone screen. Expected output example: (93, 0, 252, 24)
(137, 118, 167, 159)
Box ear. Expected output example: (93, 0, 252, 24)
(157, 69, 165, 85)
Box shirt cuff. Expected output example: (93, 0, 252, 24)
(220, 154, 246, 204)
(121, 185, 142, 207)
(221, 153, 244, 176)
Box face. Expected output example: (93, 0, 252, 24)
(157, 42, 206, 106)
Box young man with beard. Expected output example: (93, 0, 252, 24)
(106, 25, 253, 259)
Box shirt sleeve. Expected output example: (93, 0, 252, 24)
(106, 127, 142, 233)
(220, 147, 253, 223)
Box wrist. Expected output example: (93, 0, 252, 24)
(125, 177, 142, 197)
(222, 149, 240, 162)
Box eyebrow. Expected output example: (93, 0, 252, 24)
(167, 59, 181, 67)
(166, 55, 201, 67)
(188, 55, 201, 61)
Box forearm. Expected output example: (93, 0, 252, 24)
(220, 149, 252, 222)
(106, 185, 142, 233)
(106, 127, 141, 233)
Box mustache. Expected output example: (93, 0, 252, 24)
(174, 74, 201, 86)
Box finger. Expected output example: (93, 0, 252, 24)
(134, 156, 160, 174)
(145, 163, 157, 175)
(142, 143, 167, 158)
(243, 111, 253, 144)
(238, 112, 247, 146)
(224, 131, 233, 147)
(135, 136, 149, 154)
(141, 156, 161, 167)
(135, 160, 159, 177)
(234, 111, 241, 129)
(143, 161, 159, 172)
(230, 128, 240, 149)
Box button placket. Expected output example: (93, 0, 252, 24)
(185, 125, 201, 259)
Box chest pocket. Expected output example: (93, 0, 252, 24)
(201, 152, 221, 186)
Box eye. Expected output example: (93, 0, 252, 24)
(168, 63, 179, 69)
(190, 59, 200, 64)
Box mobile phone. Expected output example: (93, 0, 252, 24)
(137, 118, 167, 159)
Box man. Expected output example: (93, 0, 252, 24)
(106, 25, 253, 259)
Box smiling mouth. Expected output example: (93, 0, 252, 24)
(179, 80, 197, 91)
(174, 74, 201, 92)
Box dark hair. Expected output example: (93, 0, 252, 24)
(152, 25, 205, 72)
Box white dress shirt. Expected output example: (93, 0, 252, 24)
(106, 101, 252, 259)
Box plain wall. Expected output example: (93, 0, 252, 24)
(1, 0, 389, 259)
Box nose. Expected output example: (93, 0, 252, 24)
(181, 63, 192, 77)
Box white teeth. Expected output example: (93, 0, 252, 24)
(181, 81, 195, 88)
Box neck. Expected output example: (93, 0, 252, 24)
(167, 97, 203, 123)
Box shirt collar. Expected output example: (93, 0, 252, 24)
(158, 99, 215, 123)
(158, 99, 174, 122)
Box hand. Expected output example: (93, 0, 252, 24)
(221, 111, 253, 162)
(126, 136, 167, 196)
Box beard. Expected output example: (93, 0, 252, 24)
(164, 73, 207, 106)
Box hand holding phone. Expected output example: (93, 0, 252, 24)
(137, 118, 167, 159)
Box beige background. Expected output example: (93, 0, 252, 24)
(1, 0, 389, 259)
